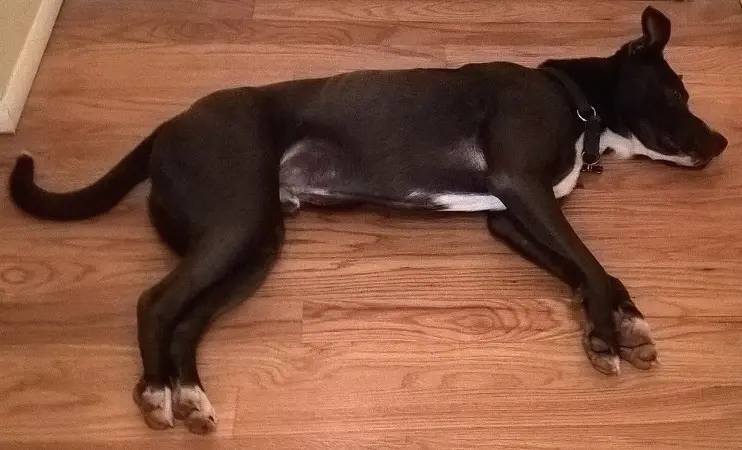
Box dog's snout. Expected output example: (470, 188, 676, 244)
(712, 131, 728, 156)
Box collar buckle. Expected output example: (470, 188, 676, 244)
(577, 106, 597, 122)
(540, 66, 605, 175)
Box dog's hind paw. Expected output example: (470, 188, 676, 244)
(616, 308, 658, 370)
(173, 383, 217, 434)
(133, 379, 174, 430)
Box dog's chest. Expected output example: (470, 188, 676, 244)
(278, 135, 583, 212)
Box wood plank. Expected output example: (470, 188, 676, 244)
(0, 284, 302, 346)
(57, 0, 256, 21)
(301, 298, 742, 344)
(231, 423, 742, 450)
(253, 0, 742, 24)
(48, 18, 742, 49)
(0, 345, 239, 442)
(231, 337, 742, 433)
(26, 43, 444, 121)
(38, 43, 444, 92)
(236, 384, 742, 433)
(444, 45, 742, 85)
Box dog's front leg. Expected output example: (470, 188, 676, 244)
(487, 211, 580, 288)
(487, 174, 657, 374)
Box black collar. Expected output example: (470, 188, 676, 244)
(540, 66, 603, 174)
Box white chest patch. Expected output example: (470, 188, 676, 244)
(430, 133, 585, 212)
(599, 130, 696, 167)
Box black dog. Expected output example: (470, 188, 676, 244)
(9, 7, 727, 434)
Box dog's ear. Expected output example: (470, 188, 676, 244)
(629, 6, 671, 55)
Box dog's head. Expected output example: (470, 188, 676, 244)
(612, 6, 727, 168)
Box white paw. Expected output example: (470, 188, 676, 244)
(173, 384, 217, 434)
(616, 310, 658, 370)
(133, 381, 174, 430)
(582, 334, 621, 376)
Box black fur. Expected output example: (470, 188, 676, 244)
(10, 132, 155, 220)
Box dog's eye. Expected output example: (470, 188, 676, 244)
(668, 88, 686, 104)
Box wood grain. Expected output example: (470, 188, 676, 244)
(253, 0, 741, 24)
(1, 0, 741, 447)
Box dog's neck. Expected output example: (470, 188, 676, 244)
(541, 54, 702, 168)
(541, 54, 628, 135)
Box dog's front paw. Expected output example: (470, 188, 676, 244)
(582, 332, 621, 375)
(133, 379, 174, 430)
(173, 383, 217, 434)
(616, 307, 658, 370)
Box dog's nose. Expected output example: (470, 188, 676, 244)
(712, 131, 728, 156)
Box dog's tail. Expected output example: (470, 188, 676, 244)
(9, 132, 156, 221)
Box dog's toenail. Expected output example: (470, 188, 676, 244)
(638, 345, 657, 361)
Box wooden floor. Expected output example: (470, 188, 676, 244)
(1, 1, 742, 448)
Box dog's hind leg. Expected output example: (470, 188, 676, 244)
(129, 102, 288, 429)
(148, 192, 189, 256)
(168, 223, 283, 434)
(133, 219, 271, 429)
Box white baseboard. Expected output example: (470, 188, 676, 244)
(0, 0, 63, 134)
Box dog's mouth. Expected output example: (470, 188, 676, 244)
(634, 121, 678, 156)
(660, 135, 716, 169)
(633, 128, 712, 169)
(655, 131, 684, 155)
(686, 157, 710, 170)
(636, 119, 728, 168)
